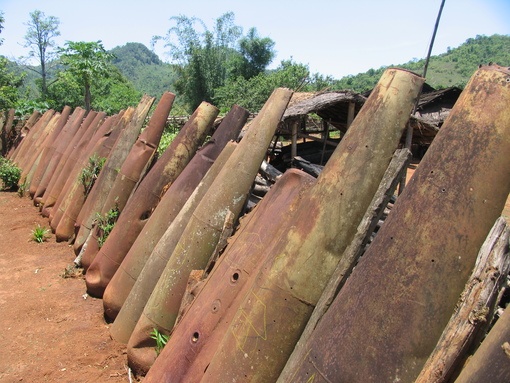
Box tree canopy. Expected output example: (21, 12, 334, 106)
(58, 40, 116, 111)
(153, 12, 276, 111)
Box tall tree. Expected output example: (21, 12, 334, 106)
(23, 10, 60, 98)
(154, 12, 275, 111)
(58, 40, 115, 111)
(234, 27, 275, 79)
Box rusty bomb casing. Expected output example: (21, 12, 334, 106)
(40, 110, 99, 217)
(52, 114, 123, 241)
(103, 105, 248, 323)
(27, 106, 72, 197)
(109, 141, 238, 343)
(33, 107, 86, 206)
(45, 111, 106, 223)
(84, 101, 219, 297)
(20, 112, 62, 188)
(73, 96, 153, 256)
(69, 92, 174, 246)
(279, 64, 510, 383)
(143, 168, 316, 383)
(13, 109, 55, 169)
(126, 88, 293, 375)
(199, 68, 424, 383)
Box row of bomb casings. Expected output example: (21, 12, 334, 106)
(7, 63, 510, 382)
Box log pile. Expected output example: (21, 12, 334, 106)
(2, 64, 509, 382)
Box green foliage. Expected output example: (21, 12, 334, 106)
(58, 40, 116, 111)
(0, 156, 21, 190)
(31, 224, 50, 243)
(214, 59, 315, 112)
(157, 125, 179, 156)
(154, 12, 275, 112)
(80, 154, 106, 198)
(95, 206, 119, 248)
(14, 98, 50, 118)
(150, 328, 169, 355)
(0, 14, 24, 110)
(333, 34, 510, 92)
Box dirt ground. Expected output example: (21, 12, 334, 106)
(0, 173, 509, 383)
(0, 191, 141, 383)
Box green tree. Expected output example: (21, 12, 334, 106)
(58, 40, 115, 111)
(214, 59, 312, 112)
(22, 10, 60, 99)
(232, 27, 275, 79)
(0, 12, 24, 110)
(154, 12, 275, 111)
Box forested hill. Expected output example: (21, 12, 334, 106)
(334, 34, 510, 92)
(110, 42, 177, 98)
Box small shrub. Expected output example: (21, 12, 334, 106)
(31, 224, 50, 243)
(95, 205, 119, 247)
(79, 154, 106, 197)
(0, 157, 22, 191)
(150, 328, 169, 355)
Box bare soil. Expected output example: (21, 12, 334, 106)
(0, 191, 140, 383)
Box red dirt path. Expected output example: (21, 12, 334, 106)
(0, 191, 142, 383)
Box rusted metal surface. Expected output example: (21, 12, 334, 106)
(126, 88, 293, 375)
(73, 96, 153, 256)
(198, 69, 423, 382)
(19, 112, 62, 188)
(40, 111, 99, 217)
(33, 107, 86, 206)
(18, 111, 59, 182)
(49, 111, 108, 230)
(143, 169, 316, 383)
(78, 93, 174, 264)
(454, 305, 510, 383)
(282, 65, 510, 383)
(7, 109, 41, 160)
(84, 101, 219, 297)
(27, 106, 72, 197)
(109, 141, 237, 344)
(46, 112, 106, 224)
(53, 114, 123, 241)
(13, 109, 55, 169)
(103, 105, 248, 323)
(96, 92, 175, 216)
(66, 93, 173, 243)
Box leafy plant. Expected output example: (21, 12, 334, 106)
(95, 205, 119, 247)
(31, 224, 50, 243)
(17, 178, 28, 197)
(0, 156, 22, 190)
(150, 328, 169, 355)
(157, 126, 179, 156)
(79, 154, 106, 197)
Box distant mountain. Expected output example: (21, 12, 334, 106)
(334, 34, 510, 92)
(110, 42, 177, 98)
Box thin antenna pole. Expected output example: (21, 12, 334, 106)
(423, 0, 446, 79)
(400, 0, 446, 194)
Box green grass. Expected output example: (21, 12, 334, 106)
(31, 224, 50, 243)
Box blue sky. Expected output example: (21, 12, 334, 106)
(1, 0, 509, 79)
